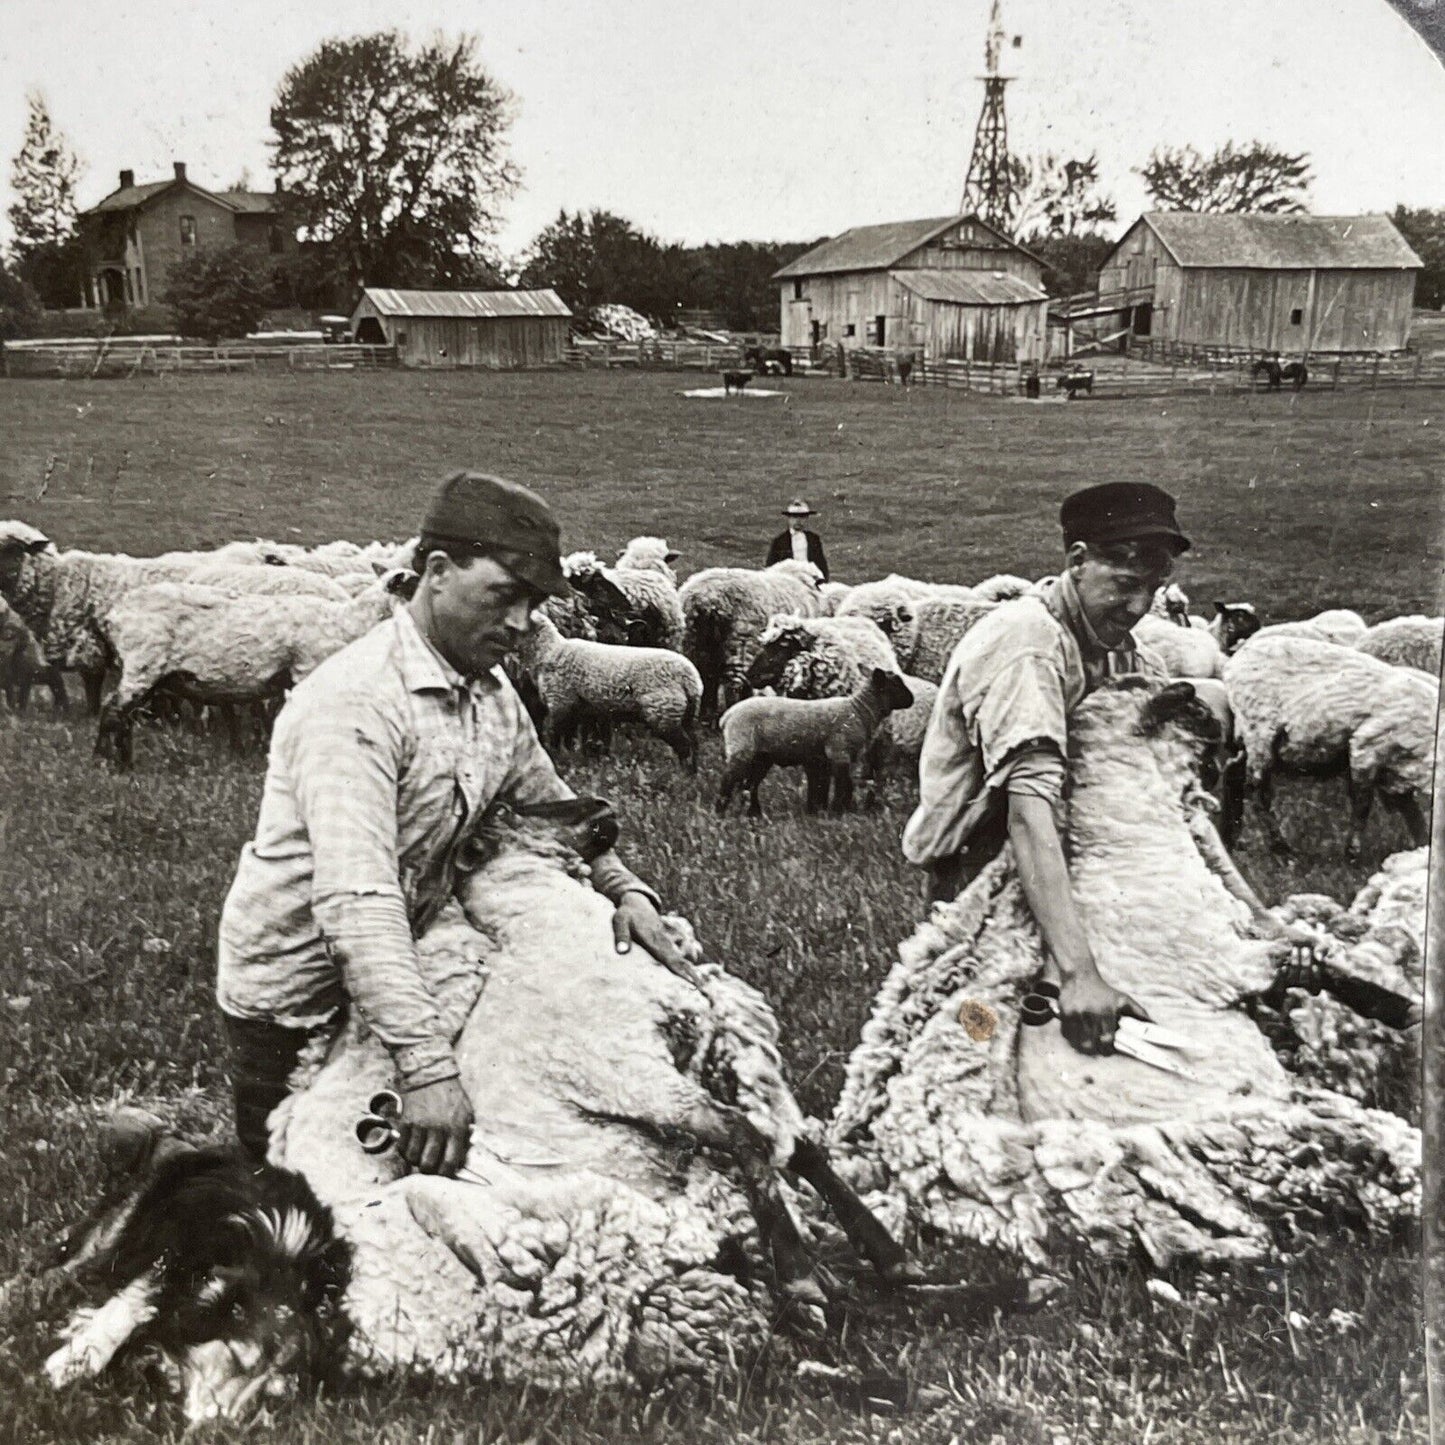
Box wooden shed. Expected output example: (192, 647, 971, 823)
(1098, 213, 1421, 355)
(349, 288, 572, 368)
(774, 216, 1049, 364)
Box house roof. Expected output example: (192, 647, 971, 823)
(81, 178, 279, 218)
(773, 215, 1041, 279)
(353, 288, 573, 320)
(890, 269, 1048, 306)
(1137, 212, 1421, 270)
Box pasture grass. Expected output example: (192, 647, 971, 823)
(0, 370, 1436, 1441)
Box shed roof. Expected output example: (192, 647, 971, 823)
(1138, 212, 1421, 270)
(354, 288, 573, 320)
(774, 215, 1038, 279)
(891, 269, 1048, 306)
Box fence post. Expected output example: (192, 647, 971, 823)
(1372, 355, 1380, 390)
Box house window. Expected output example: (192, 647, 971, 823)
(396, 330, 408, 347)
(844, 324, 856, 337)
(1290, 307, 1303, 325)
(268, 224, 284, 255)
(792, 280, 803, 301)
(179, 215, 197, 247)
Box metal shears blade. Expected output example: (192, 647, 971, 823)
(1019, 989, 1201, 1081)
(353, 1088, 494, 1186)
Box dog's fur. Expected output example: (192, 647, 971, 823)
(40, 1134, 350, 1423)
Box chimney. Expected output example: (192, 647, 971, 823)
(119, 169, 135, 189)
(173, 162, 187, 183)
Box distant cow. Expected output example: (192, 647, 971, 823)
(1252, 357, 1309, 390)
(744, 346, 794, 377)
(1056, 370, 1094, 399)
(722, 370, 753, 395)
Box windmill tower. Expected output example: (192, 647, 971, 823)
(959, 0, 1018, 233)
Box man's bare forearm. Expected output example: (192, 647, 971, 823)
(1007, 794, 1099, 983)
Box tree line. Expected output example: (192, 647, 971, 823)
(3, 29, 1443, 341)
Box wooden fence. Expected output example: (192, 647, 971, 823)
(2, 339, 398, 379)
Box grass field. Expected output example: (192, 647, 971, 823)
(0, 371, 1438, 1443)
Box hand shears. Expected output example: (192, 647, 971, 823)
(354, 1089, 496, 1185)
(1020, 981, 1200, 1081)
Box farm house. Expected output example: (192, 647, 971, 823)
(349, 288, 573, 368)
(774, 216, 1049, 364)
(1097, 213, 1422, 355)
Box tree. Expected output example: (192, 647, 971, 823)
(7, 93, 87, 309)
(1012, 153, 1117, 239)
(163, 244, 276, 341)
(0, 260, 42, 339)
(1392, 206, 1445, 311)
(269, 31, 518, 291)
(1137, 140, 1312, 214)
(1020, 232, 1116, 298)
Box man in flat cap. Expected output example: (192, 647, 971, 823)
(766, 499, 829, 581)
(901, 482, 1190, 1056)
(217, 471, 685, 1177)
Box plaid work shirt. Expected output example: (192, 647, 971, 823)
(901, 572, 1165, 867)
(217, 606, 655, 1088)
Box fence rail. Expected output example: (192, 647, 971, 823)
(2, 341, 398, 378)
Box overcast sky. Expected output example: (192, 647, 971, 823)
(2, 0, 1442, 260)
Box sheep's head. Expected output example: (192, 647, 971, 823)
(458, 797, 621, 877)
(616, 536, 679, 583)
(747, 617, 813, 691)
(0, 522, 53, 592)
(565, 564, 637, 645)
(770, 559, 823, 590)
(867, 668, 916, 713)
(1213, 601, 1260, 653)
(379, 567, 419, 601)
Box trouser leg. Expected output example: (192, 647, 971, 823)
(222, 1013, 314, 1162)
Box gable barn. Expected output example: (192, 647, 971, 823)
(1099, 213, 1422, 355)
(349, 288, 573, 369)
(774, 215, 1049, 364)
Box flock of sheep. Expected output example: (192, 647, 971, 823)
(0, 517, 1440, 858)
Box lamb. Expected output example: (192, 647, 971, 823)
(185, 564, 351, 601)
(879, 675, 939, 764)
(896, 596, 998, 683)
(514, 612, 702, 767)
(1223, 634, 1435, 860)
(745, 614, 900, 699)
(1355, 615, 1443, 676)
(829, 681, 1420, 1270)
(0, 595, 53, 710)
(266, 797, 907, 1389)
(569, 541, 685, 651)
(679, 559, 825, 717)
(1133, 611, 1225, 678)
(717, 668, 915, 816)
(94, 571, 414, 768)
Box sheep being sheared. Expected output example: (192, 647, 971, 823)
(830, 681, 1419, 1270)
(268, 797, 907, 1389)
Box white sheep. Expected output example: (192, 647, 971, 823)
(185, 564, 351, 601)
(95, 571, 412, 768)
(515, 612, 703, 768)
(836, 574, 971, 639)
(717, 668, 916, 815)
(829, 681, 1420, 1269)
(969, 573, 1033, 604)
(269, 798, 905, 1388)
(678, 559, 825, 717)
(897, 595, 998, 683)
(1133, 611, 1226, 678)
(0, 595, 52, 710)
(1355, 615, 1443, 676)
(744, 613, 900, 699)
(1223, 634, 1435, 860)
(817, 581, 853, 616)
(571, 542, 685, 651)
(1246, 608, 1368, 649)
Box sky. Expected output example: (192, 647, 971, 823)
(2, 0, 1443, 261)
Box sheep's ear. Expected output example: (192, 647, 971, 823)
(664, 550, 680, 563)
(871, 666, 890, 684)
(1214, 600, 1228, 615)
(26, 535, 53, 554)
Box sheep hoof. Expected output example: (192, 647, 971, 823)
(878, 1257, 926, 1288)
(781, 1275, 829, 1309)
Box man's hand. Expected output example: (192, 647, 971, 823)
(612, 893, 703, 987)
(396, 1076, 473, 1177)
(1058, 970, 1151, 1056)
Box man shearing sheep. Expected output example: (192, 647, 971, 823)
(217, 471, 687, 1176)
(902, 483, 1189, 1057)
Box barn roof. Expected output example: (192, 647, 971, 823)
(774, 215, 1039, 279)
(1138, 212, 1421, 270)
(355, 288, 573, 319)
(891, 269, 1048, 306)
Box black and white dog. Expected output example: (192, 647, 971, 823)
(40, 1124, 349, 1423)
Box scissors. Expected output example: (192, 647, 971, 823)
(354, 1089, 496, 1185)
(1019, 980, 1201, 1081)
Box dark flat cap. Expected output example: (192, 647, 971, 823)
(1060, 482, 1191, 554)
(421, 471, 569, 597)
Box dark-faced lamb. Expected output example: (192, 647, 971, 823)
(717, 668, 915, 816)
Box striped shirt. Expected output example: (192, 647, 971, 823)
(217, 606, 651, 1087)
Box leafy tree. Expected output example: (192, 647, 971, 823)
(1392, 205, 1445, 310)
(1012, 153, 1117, 239)
(1137, 140, 1312, 214)
(163, 244, 276, 341)
(7, 93, 82, 256)
(676, 240, 819, 331)
(0, 260, 42, 339)
(269, 31, 518, 291)
(1020, 231, 1116, 298)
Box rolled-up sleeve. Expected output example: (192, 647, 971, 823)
(286, 694, 457, 1087)
(975, 651, 1070, 788)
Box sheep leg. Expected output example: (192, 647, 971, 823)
(1253, 766, 1292, 856)
(744, 759, 770, 818)
(95, 696, 140, 771)
(717, 754, 750, 814)
(1218, 742, 1247, 847)
(803, 758, 830, 813)
(661, 724, 697, 772)
(46, 667, 68, 712)
(787, 1136, 914, 1282)
(81, 669, 106, 716)
(1345, 771, 1375, 863)
(828, 760, 854, 814)
(1381, 790, 1428, 849)
(221, 703, 246, 754)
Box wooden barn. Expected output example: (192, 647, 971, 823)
(774, 216, 1049, 364)
(1098, 213, 1422, 354)
(349, 288, 572, 368)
